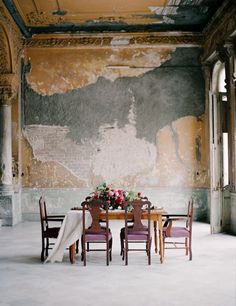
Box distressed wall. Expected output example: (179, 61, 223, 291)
(21, 46, 209, 220)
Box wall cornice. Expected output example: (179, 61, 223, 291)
(24, 32, 203, 49)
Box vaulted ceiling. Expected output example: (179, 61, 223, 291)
(3, 0, 223, 37)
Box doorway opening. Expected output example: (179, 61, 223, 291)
(210, 61, 230, 233)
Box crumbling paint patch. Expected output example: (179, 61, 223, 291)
(23, 48, 204, 145)
(23, 126, 93, 183)
(92, 122, 156, 182)
(25, 47, 175, 96)
(195, 135, 202, 162)
(22, 115, 208, 189)
(21, 136, 87, 188)
(22, 47, 207, 189)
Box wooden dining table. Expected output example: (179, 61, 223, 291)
(69, 208, 166, 264)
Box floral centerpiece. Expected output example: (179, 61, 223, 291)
(90, 182, 142, 210)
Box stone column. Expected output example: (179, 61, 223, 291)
(202, 64, 212, 222)
(0, 83, 15, 225)
(0, 93, 13, 195)
(225, 41, 236, 234)
(225, 42, 236, 192)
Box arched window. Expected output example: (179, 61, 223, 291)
(217, 65, 229, 186)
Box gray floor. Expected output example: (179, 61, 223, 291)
(0, 221, 235, 306)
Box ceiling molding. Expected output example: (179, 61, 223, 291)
(2, 0, 30, 37)
(3, 0, 224, 38)
(24, 32, 203, 49)
(202, 0, 236, 63)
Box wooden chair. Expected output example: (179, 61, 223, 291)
(122, 199, 152, 265)
(120, 196, 148, 256)
(162, 198, 193, 260)
(39, 196, 65, 262)
(81, 198, 112, 266)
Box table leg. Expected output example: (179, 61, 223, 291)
(157, 215, 164, 264)
(69, 243, 76, 264)
(153, 221, 158, 253)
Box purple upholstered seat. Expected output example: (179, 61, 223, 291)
(126, 229, 149, 240)
(163, 226, 190, 238)
(85, 232, 112, 242)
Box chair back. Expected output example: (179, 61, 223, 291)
(82, 198, 109, 234)
(123, 199, 151, 233)
(186, 198, 194, 230)
(39, 196, 48, 232)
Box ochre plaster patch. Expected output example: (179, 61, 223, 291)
(153, 115, 208, 187)
(25, 47, 175, 96)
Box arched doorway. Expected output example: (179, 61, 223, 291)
(209, 60, 230, 233)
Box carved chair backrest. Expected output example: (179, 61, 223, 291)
(82, 198, 109, 233)
(123, 199, 151, 232)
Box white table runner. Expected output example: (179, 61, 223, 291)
(45, 210, 92, 263)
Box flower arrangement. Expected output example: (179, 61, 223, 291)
(90, 182, 142, 210)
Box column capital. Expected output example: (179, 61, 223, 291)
(0, 73, 18, 105)
(224, 40, 236, 57)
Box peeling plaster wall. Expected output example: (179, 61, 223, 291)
(25, 47, 174, 95)
(22, 46, 208, 220)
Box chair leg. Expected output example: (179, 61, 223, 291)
(148, 239, 151, 265)
(76, 240, 79, 254)
(106, 240, 109, 266)
(81, 235, 86, 265)
(41, 237, 45, 262)
(87, 242, 90, 252)
(81, 236, 83, 261)
(189, 236, 192, 261)
(109, 238, 112, 261)
(120, 231, 124, 256)
(185, 238, 188, 255)
(125, 239, 128, 265)
(69, 244, 76, 264)
(46, 238, 49, 256)
(150, 238, 152, 264)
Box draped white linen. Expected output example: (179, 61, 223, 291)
(45, 210, 92, 263)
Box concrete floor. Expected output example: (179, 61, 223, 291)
(0, 221, 235, 306)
